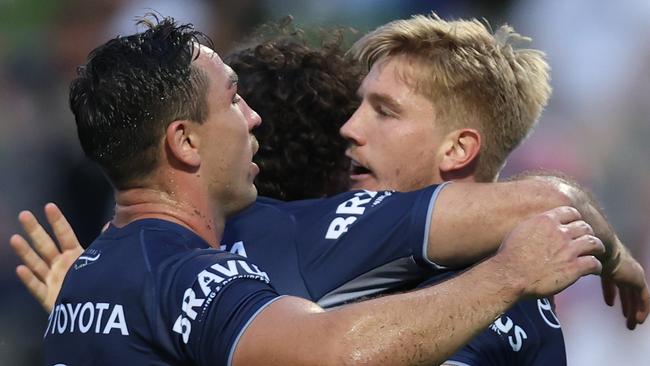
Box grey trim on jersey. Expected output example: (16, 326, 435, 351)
(317, 256, 430, 308)
(227, 295, 287, 366)
(443, 361, 472, 366)
(421, 181, 452, 269)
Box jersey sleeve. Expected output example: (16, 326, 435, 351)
(292, 182, 451, 306)
(162, 251, 282, 366)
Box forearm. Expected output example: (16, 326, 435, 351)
(428, 176, 620, 269)
(427, 179, 567, 267)
(328, 256, 523, 365)
(235, 256, 524, 366)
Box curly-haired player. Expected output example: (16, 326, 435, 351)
(227, 26, 358, 200)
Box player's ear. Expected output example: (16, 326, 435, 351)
(438, 128, 481, 175)
(165, 120, 201, 168)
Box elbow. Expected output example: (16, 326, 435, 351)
(527, 176, 577, 209)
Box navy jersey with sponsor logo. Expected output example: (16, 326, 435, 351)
(222, 183, 566, 364)
(221, 184, 446, 307)
(448, 298, 565, 365)
(43, 219, 281, 366)
(418, 274, 566, 365)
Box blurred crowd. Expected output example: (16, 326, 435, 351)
(0, 0, 648, 364)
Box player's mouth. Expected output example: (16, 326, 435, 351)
(349, 159, 374, 182)
(251, 136, 259, 156)
(250, 137, 260, 176)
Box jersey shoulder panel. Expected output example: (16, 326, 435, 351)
(45, 219, 281, 366)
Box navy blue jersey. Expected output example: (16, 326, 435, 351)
(221, 184, 447, 307)
(415, 270, 566, 365)
(222, 183, 566, 364)
(43, 219, 281, 366)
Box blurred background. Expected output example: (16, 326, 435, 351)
(0, 0, 648, 364)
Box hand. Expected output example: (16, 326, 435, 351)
(601, 244, 649, 330)
(9, 203, 84, 312)
(495, 206, 605, 298)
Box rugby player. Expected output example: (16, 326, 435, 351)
(11, 15, 609, 366)
(224, 31, 570, 365)
(226, 16, 649, 365)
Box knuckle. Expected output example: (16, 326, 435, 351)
(557, 226, 571, 240)
(581, 221, 594, 234)
(565, 206, 581, 218)
(540, 211, 556, 223)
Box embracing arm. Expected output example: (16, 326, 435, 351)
(427, 176, 649, 329)
(427, 177, 611, 266)
(235, 207, 602, 366)
(236, 258, 524, 366)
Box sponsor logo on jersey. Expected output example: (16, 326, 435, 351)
(325, 190, 379, 239)
(371, 191, 393, 207)
(537, 298, 561, 328)
(45, 302, 129, 337)
(172, 259, 270, 344)
(490, 315, 528, 352)
(73, 249, 102, 270)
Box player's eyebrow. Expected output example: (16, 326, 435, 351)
(366, 92, 404, 114)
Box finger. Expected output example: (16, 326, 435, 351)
(601, 276, 617, 306)
(547, 206, 582, 225)
(622, 287, 637, 330)
(635, 286, 649, 324)
(9, 234, 51, 281)
(575, 255, 602, 277)
(620, 286, 631, 322)
(44, 203, 82, 251)
(15, 265, 48, 309)
(563, 220, 594, 239)
(18, 210, 59, 264)
(573, 235, 606, 257)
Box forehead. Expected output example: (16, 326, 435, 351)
(361, 55, 419, 95)
(360, 55, 435, 113)
(193, 44, 236, 91)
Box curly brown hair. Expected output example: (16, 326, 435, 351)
(226, 24, 362, 200)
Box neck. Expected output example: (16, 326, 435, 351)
(113, 187, 223, 248)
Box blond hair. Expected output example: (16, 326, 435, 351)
(350, 13, 551, 181)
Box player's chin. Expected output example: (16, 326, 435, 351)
(228, 186, 257, 215)
(349, 174, 381, 191)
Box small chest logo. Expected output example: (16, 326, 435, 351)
(73, 249, 102, 270)
(537, 298, 561, 328)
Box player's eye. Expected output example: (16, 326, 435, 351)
(232, 94, 242, 104)
(375, 105, 392, 118)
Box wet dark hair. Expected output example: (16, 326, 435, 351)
(70, 15, 213, 189)
(226, 20, 362, 200)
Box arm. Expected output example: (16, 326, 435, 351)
(427, 178, 596, 266)
(234, 207, 603, 366)
(428, 177, 649, 329)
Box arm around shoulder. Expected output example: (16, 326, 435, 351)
(426, 179, 570, 267)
